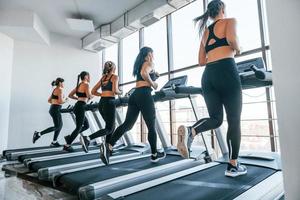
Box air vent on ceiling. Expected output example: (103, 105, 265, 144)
(66, 18, 94, 32)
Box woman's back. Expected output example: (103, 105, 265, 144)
(202, 18, 236, 63)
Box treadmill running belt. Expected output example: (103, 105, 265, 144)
(29, 149, 135, 171)
(123, 164, 276, 200)
(3, 142, 81, 156)
(18, 146, 99, 162)
(57, 155, 182, 193)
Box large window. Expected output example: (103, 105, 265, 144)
(223, 0, 262, 51)
(172, 0, 203, 69)
(144, 17, 168, 73)
(104, 43, 118, 74)
(122, 32, 139, 83)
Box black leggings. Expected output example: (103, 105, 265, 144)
(109, 87, 157, 154)
(67, 101, 89, 145)
(192, 58, 242, 160)
(89, 97, 116, 143)
(40, 104, 62, 141)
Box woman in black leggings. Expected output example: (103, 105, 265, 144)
(33, 78, 67, 147)
(64, 71, 92, 152)
(177, 0, 247, 177)
(99, 47, 165, 165)
(80, 61, 122, 153)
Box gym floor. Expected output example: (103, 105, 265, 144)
(0, 162, 74, 200)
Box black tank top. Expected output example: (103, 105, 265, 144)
(205, 19, 229, 53)
(76, 83, 87, 98)
(101, 75, 113, 91)
(136, 71, 157, 82)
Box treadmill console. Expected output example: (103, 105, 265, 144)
(161, 75, 188, 89)
(237, 57, 272, 89)
(236, 57, 265, 73)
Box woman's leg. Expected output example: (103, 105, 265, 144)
(109, 102, 139, 147)
(52, 110, 63, 142)
(89, 99, 115, 140)
(67, 104, 86, 145)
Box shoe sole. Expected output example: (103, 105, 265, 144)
(177, 125, 189, 159)
(80, 136, 89, 153)
(150, 153, 166, 163)
(32, 132, 39, 144)
(99, 144, 109, 165)
(225, 170, 248, 177)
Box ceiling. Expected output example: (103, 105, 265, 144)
(0, 0, 145, 38)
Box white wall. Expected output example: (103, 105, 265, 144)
(8, 33, 102, 148)
(0, 32, 14, 152)
(266, 0, 300, 199)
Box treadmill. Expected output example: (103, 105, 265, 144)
(2, 105, 80, 161)
(51, 76, 208, 195)
(85, 58, 283, 200)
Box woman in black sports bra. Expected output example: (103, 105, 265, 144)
(80, 61, 122, 153)
(32, 78, 67, 147)
(64, 71, 92, 152)
(177, 0, 247, 177)
(99, 47, 165, 165)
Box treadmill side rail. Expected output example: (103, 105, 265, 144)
(233, 171, 284, 200)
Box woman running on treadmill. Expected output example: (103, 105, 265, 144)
(80, 61, 122, 153)
(99, 47, 165, 165)
(177, 0, 247, 177)
(33, 78, 67, 147)
(63, 71, 92, 152)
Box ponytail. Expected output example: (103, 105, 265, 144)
(194, 0, 225, 36)
(102, 61, 115, 76)
(76, 74, 80, 92)
(194, 11, 209, 36)
(76, 71, 89, 92)
(51, 77, 64, 87)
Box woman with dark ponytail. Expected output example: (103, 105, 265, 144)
(99, 47, 164, 165)
(64, 71, 92, 152)
(177, 0, 247, 177)
(33, 78, 67, 147)
(80, 61, 122, 153)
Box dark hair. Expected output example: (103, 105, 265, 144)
(51, 77, 64, 86)
(194, 0, 225, 36)
(132, 46, 153, 77)
(76, 71, 89, 92)
(103, 61, 116, 75)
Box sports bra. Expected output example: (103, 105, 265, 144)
(51, 90, 59, 100)
(76, 83, 87, 98)
(136, 71, 157, 82)
(101, 75, 113, 91)
(205, 19, 229, 53)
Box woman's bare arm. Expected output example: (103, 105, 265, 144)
(226, 18, 241, 55)
(112, 75, 122, 95)
(141, 62, 158, 89)
(68, 88, 78, 100)
(91, 80, 102, 96)
(198, 29, 208, 66)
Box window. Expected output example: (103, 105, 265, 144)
(223, 0, 262, 51)
(172, 0, 203, 69)
(122, 32, 139, 83)
(144, 18, 168, 74)
(104, 44, 118, 74)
